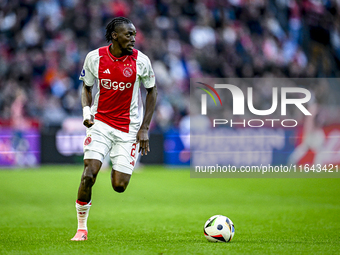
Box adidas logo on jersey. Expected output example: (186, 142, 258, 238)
(103, 69, 110, 74)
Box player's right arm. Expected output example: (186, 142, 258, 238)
(79, 50, 98, 128)
(82, 82, 94, 128)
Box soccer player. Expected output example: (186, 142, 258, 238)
(71, 17, 157, 241)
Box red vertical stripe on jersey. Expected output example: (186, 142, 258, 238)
(95, 46, 138, 133)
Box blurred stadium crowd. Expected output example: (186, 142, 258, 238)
(1, 0, 340, 131)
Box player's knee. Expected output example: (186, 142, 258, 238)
(82, 166, 98, 187)
(113, 185, 126, 193)
(112, 180, 128, 193)
(82, 173, 96, 187)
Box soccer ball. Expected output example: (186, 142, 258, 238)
(204, 215, 235, 242)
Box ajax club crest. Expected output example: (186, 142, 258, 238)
(123, 67, 133, 77)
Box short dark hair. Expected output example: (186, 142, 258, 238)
(105, 17, 133, 42)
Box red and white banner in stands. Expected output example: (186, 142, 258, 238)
(290, 124, 340, 166)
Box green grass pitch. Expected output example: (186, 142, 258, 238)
(0, 165, 339, 254)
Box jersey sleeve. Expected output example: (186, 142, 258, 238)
(79, 52, 96, 86)
(141, 56, 156, 89)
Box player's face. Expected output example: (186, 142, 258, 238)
(114, 23, 136, 55)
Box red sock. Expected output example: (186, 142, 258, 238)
(76, 200, 90, 205)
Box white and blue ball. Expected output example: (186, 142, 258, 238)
(204, 215, 235, 242)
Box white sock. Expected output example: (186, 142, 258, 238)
(76, 200, 92, 231)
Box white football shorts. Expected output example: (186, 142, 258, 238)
(83, 119, 140, 175)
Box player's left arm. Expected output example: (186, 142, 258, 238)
(137, 85, 158, 156)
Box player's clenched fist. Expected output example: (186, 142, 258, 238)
(83, 117, 94, 128)
(83, 106, 94, 128)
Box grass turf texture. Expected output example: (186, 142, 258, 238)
(0, 165, 339, 254)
